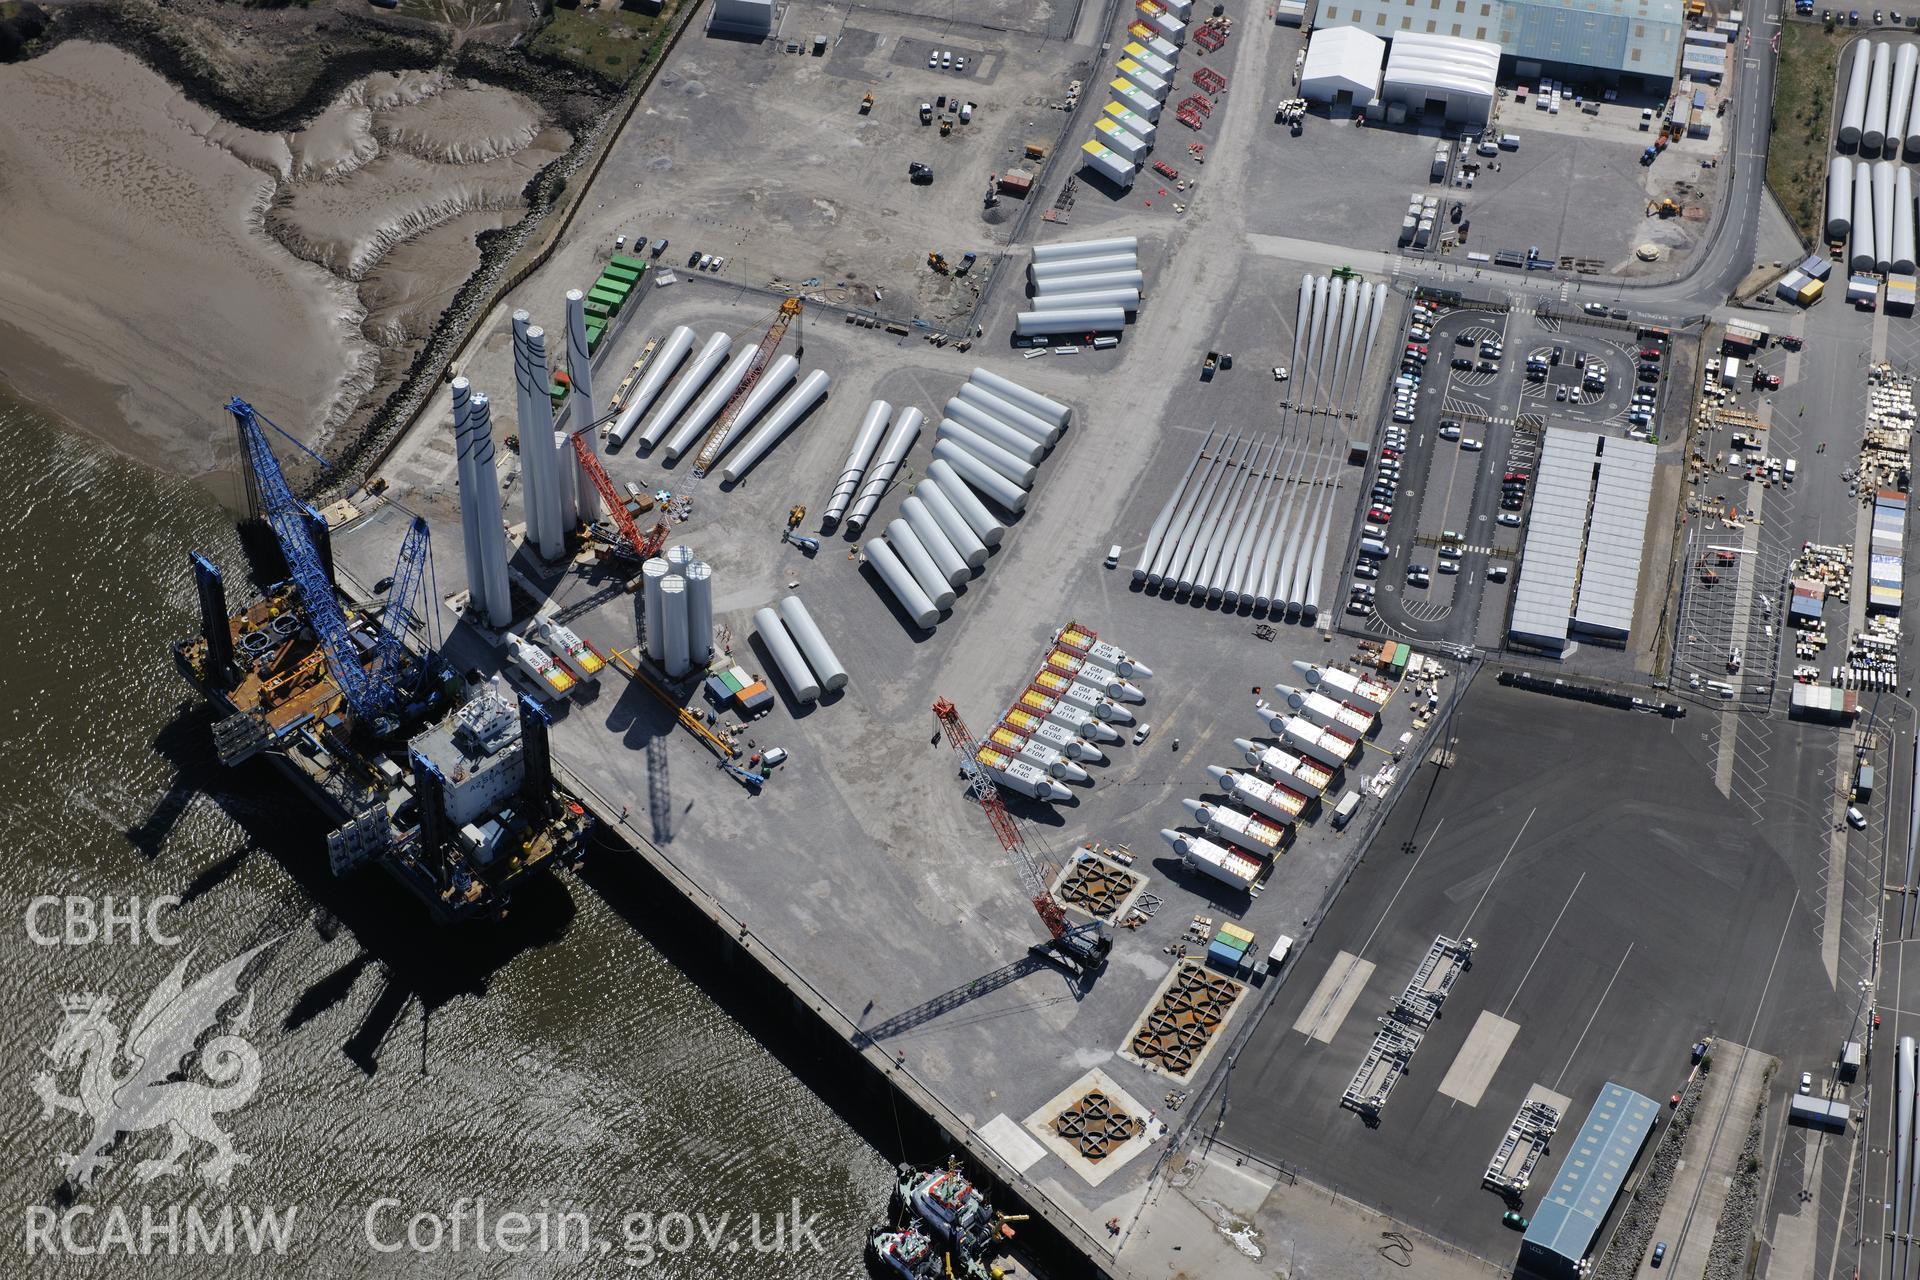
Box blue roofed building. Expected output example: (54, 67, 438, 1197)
(1519, 1082, 1660, 1278)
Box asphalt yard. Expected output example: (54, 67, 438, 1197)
(1217, 676, 1840, 1270)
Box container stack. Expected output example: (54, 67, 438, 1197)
(1018, 237, 1145, 340)
(1082, 25, 1182, 191)
(1873, 489, 1906, 616)
(862, 370, 1072, 631)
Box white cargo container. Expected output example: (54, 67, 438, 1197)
(1095, 118, 1150, 164)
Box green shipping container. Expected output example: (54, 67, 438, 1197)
(585, 301, 611, 320)
(596, 275, 634, 297)
(719, 671, 745, 693)
(601, 263, 642, 283)
(1213, 930, 1250, 954)
(587, 289, 624, 311)
(609, 254, 647, 274)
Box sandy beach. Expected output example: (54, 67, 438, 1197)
(0, 43, 568, 472)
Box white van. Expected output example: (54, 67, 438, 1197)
(1331, 790, 1362, 830)
(1358, 537, 1390, 558)
(1784, 458, 1798, 481)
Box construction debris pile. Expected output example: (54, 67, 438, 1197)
(1858, 365, 1913, 497)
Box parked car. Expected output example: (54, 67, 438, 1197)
(1476, 360, 1499, 373)
(1438, 545, 1463, 560)
(1461, 437, 1483, 451)
(1354, 560, 1379, 580)
(1439, 423, 1462, 440)
(1651, 1241, 1668, 1267)
(1498, 512, 1523, 527)
(1799, 1071, 1814, 1093)
(1452, 356, 1474, 370)
(1439, 560, 1460, 574)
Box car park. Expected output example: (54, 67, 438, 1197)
(1498, 512, 1522, 527)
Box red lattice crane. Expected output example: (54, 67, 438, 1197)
(933, 697, 1110, 975)
(571, 433, 667, 563)
(692, 297, 803, 477)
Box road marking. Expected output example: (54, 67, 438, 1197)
(1294, 951, 1377, 1042)
(1504, 871, 1586, 1018)
(1437, 1011, 1521, 1107)
(1554, 942, 1634, 1091)
(1458, 807, 1536, 938)
(1357, 819, 1448, 957)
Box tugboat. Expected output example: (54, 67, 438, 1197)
(892, 1159, 1021, 1259)
(865, 1220, 942, 1279)
(865, 1219, 1006, 1280)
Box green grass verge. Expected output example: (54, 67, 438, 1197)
(1768, 21, 1849, 246)
(529, 1, 672, 84)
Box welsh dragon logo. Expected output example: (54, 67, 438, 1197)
(30, 940, 275, 1188)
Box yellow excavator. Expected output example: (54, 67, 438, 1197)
(928, 251, 951, 274)
(1649, 198, 1679, 218)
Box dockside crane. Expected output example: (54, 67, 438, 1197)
(690, 297, 803, 477)
(227, 397, 438, 731)
(932, 697, 1111, 978)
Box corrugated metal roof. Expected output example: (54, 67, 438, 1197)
(1522, 1082, 1658, 1266)
(1509, 429, 1656, 648)
(1501, 0, 1682, 75)
(1572, 436, 1656, 636)
(1508, 429, 1592, 648)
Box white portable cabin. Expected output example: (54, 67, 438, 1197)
(1151, 12, 1186, 42)
(1148, 35, 1181, 64)
(1110, 79, 1163, 121)
(1104, 101, 1159, 145)
(1116, 58, 1170, 98)
(1094, 118, 1150, 164)
(1079, 140, 1138, 190)
(1123, 42, 1177, 80)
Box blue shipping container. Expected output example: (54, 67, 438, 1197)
(1207, 940, 1245, 971)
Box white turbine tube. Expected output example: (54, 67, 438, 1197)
(608, 325, 694, 447)
(914, 480, 989, 568)
(684, 560, 713, 665)
(523, 326, 567, 560)
(937, 406, 1047, 465)
(846, 407, 924, 533)
(450, 377, 483, 617)
(886, 520, 958, 610)
(662, 347, 758, 462)
(927, 460, 1007, 546)
(564, 290, 599, 519)
(935, 419, 1039, 487)
(968, 367, 1072, 428)
(955, 383, 1061, 444)
(864, 539, 940, 628)
(778, 595, 848, 693)
(901, 496, 971, 586)
(467, 392, 512, 629)
(661, 575, 690, 678)
(1030, 236, 1139, 262)
(640, 331, 732, 451)
(932, 441, 1028, 513)
(826, 400, 893, 524)
(720, 370, 832, 484)
(753, 606, 822, 703)
(642, 558, 669, 663)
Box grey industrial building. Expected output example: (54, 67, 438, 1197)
(1508, 428, 1656, 653)
(1519, 1082, 1660, 1278)
(1312, 0, 1683, 91)
(708, 0, 774, 38)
